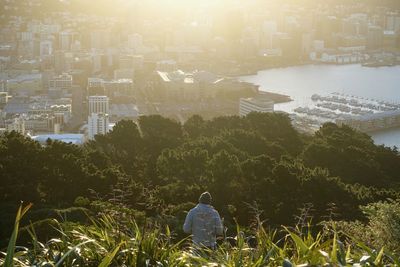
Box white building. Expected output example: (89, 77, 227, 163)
(239, 96, 274, 117)
(0, 92, 8, 105)
(49, 73, 72, 89)
(88, 113, 110, 140)
(88, 95, 109, 114)
(6, 117, 25, 135)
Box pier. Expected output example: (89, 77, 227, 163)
(293, 93, 400, 133)
(336, 110, 400, 133)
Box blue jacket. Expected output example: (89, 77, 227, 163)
(183, 203, 223, 247)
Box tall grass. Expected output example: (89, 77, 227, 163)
(0, 204, 398, 266)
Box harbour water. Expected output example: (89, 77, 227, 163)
(240, 64, 400, 148)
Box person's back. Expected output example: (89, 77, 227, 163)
(183, 192, 223, 249)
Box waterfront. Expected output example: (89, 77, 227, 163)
(240, 64, 400, 147)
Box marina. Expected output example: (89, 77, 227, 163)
(294, 93, 400, 133)
(240, 64, 400, 147)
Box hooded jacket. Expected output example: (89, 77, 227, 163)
(183, 203, 223, 248)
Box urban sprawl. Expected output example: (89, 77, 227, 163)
(1, 0, 400, 143)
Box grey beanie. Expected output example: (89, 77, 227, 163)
(199, 192, 212, 204)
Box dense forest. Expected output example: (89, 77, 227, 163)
(1, 113, 400, 249)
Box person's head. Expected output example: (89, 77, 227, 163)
(199, 191, 212, 205)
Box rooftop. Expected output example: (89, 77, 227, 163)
(31, 134, 85, 145)
(157, 70, 219, 84)
(241, 96, 274, 107)
(7, 73, 42, 83)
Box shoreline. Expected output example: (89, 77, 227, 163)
(228, 61, 400, 78)
(259, 91, 292, 104)
(237, 63, 400, 147)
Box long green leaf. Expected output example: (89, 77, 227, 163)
(374, 247, 384, 265)
(284, 227, 308, 255)
(330, 232, 337, 264)
(3, 203, 32, 267)
(55, 239, 95, 267)
(98, 242, 124, 267)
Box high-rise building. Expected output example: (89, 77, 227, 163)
(128, 33, 143, 51)
(59, 31, 73, 51)
(367, 26, 383, 50)
(88, 113, 109, 140)
(385, 14, 400, 32)
(103, 79, 134, 98)
(48, 73, 73, 98)
(40, 40, 53, 57)
(49, 73, 72, 89)
(88, 95, 109, 115)
(88, 96, 110, 139)
(54, 50, 65, 74)
(6, 117, 25, 135)
(0, 80, 6, 92)
(0, 92, 8, 106)
(71, 85, 85, 124)
(91, 30, 110, 50)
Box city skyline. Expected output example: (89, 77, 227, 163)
(0, 0, 400, 142)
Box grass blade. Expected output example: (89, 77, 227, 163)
(98, 242, 124, 267)
(54, 239, 95, 267)
(3, 203, 32, 267)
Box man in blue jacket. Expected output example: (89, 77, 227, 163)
(183, 192, 224, 249)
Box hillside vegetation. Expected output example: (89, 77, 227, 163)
(1, 113, 400, 265)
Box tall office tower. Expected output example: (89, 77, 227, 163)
(91, 30, 110, 50)
(386, 13, 400, 31)
(88, 95, 110, 140)
(40, 40, 53, 57)
(59, 31, 73, 51)
(72, 85, 85, 124)
(128, 33, 143, 50)
(88, 95, 109, 115)
(88, 113, 109, 140)
(367, 26, 383, 50)
(54, 50, 66, 74)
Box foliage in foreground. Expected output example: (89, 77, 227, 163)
(2, 114, 400, 245)
(1, 204, 399, 267)
(335, 199, 400, 254)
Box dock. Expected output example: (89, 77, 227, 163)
(293, 92, 400, 133)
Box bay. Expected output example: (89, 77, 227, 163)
(240, 64, 400, 147)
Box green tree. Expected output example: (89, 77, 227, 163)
(208, 150, 242, 211)
(0, 132, 43, 203)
